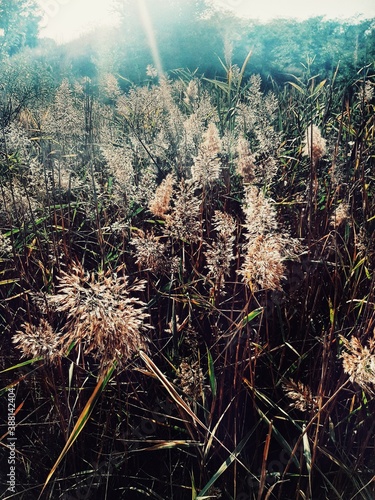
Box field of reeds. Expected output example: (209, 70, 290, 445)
(1, 60, 375, 499)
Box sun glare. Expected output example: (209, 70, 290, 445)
(38, 0, 164, 77)
(38, 0, 119, 43)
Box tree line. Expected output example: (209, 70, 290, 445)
(0, 0, 374, 96)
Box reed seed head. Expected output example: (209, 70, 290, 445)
(165, 180, 202, 243)
(176, 359, 205, 402)
(191, 122, 222, 186)
(340, 334, 375, 394)
(330, 202, 350, 229)
(149, 173, 175, 218)
(303, 124, 326, 165)
(48, 264, 149, 372)
(240, 234, 285, 291)
(13, 319, 61, 362)
(236, 137, 255, 184)
(282, 379, 318, 413)
(205, 211, 236, 288)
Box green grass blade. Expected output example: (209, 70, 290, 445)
(242, 307, 263, 326)
(0, 358, 43, 374)
(207, 347, 217, 397)
(37, 363, 116, 499)
(196, 424, 260, 499)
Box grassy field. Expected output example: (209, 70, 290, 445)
(1, 62, 375, 499)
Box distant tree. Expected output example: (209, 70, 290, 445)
(113, 0, 221, 79)
(0, 48, 55, 128)
(0, 0, 41, 56)
(231, 16, 375, 85)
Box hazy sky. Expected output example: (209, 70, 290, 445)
(216, 0, 375, 21)
(37, 0, 375, 43)
(38, 0, 119, 43)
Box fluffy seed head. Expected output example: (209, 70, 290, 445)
(242, 186, 278, 239)
(48, 264, 149, 372)
(132, 231, 179, 275)
(282, 379, 318, 413)
(165, 180, 202, 243)
(330, 202, 350, 229)
(236, 137, 255, 183)
(303, 124, 326, 165)
(149, 174, 175, 218)
(176, 359, 205, 402)
(13, 320, 61, 362)
(340, 334, 375, 395)
(191, 122, 222, 186)
(205, 211, 236, 287)
(240, 234, 285, 291)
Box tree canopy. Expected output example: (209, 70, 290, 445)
(0, 0, 374, 88)
(0, 0, 40, 56)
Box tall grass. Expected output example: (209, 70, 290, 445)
(1, 61, 375, 499)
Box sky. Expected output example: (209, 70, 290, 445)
(215, 0, 375, 21)
(37, 0, 375, 43)
(37, 0, 119, 43)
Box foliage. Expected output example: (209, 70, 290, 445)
(0, 0, 41, 57)
(0, 7, 375, 499)
(1, 59, 375, 498)
(29, 4, 375, 86)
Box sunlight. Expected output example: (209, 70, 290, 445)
(38, 0, 119, 43)
(38, 0, 164, 76)
(37, 0, 375, 44)
(2, 0, 375, 497)
(137, 0, 164, 77)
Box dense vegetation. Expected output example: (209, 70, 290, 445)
(1, 1, 375, 499)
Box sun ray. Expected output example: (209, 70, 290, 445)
(137, 0, 164, 78)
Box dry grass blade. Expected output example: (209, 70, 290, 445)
(0, 362, 42, 397)
(257, 420, 272, 500)
(139, 351, 252, 475)
(139, 350, 207, 433)
(203, 396, 236, 460)
(135, 439, 202, 452)
(349, 475, 375, 500)
(0, 358, 42, 375)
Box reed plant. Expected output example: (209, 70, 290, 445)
(1, 60, 375, 499)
